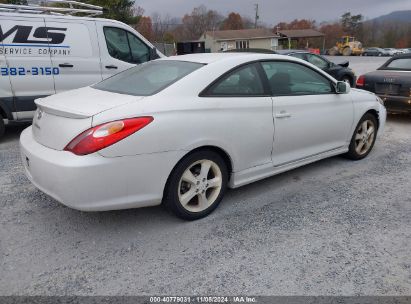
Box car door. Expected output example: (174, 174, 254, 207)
(45, 19, 102, 93)
(200, 62, 274, 171)
(260, 60, 354, 167)
(0, 16, 55, 119)
(0, 43, 14, 119)
(97, 24, 151, 79)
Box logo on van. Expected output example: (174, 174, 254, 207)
(0, 25, 67, 44)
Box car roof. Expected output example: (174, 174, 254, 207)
(0, 11, 126, 25)
(224, 48, 277, 54)
(160, 53, 292, 64)
(275, 49, 308, 55)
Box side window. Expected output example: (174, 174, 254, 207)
(306, 54, 329, 70)
(104, 27, 149, 64)
(206, 63, 265, 96)
(127, 32, 150, 64)
(104, 27, 132, 62)
(261, 61, 333, 96)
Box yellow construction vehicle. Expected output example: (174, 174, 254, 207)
(329, 36, 363, 56)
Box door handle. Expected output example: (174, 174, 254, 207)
(275, 111, 291, 118)
(105, 65, 118, 69)
(59, 63, 74, 68)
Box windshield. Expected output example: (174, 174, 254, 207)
(381, 58, 411, 71)
(93, 60, 204, 96)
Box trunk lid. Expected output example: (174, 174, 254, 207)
(363, 70, 411, 97)
(35, 87, 144, 118)
(33, 87, 145, 150)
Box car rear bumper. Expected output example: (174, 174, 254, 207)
(20, 126, 185, 211)
(378, 95, 411, 113)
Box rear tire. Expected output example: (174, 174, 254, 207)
(163, 150, 228, 220)
(345, 113, 378, 160)
(0, 114, 5, 139)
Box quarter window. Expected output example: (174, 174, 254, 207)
(205, 63, 265, 96)
(261, 61, 333, 95)
(104, 27, 150, 64)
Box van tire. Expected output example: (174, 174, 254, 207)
(0, 114, 5, 139)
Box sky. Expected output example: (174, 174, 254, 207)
(135, 0, 411, 25)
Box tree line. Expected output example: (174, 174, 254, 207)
(1, 0, 410, 48)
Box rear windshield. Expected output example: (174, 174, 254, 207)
(93, 60, 204, 96)
(380, 58, 411, 71)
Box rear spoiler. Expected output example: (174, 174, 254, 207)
(338, 61, 349, 68)
(35, 98, 90, 119)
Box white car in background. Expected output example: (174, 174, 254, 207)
(20, 53, 386, 220)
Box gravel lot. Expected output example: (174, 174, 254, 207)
(1, 57, 410, 296)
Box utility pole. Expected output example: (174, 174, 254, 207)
(254, 4, 259, 28)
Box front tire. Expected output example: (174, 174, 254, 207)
(345, 113, 378, 160)
(163, 150, 228, 220)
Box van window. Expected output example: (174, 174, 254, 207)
(103, 27, 150, 64)
(93, 60, 204, 96)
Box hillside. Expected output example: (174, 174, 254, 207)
(370, 10, 411, 23)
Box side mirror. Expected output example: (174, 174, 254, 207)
(335, 81, 350, 94)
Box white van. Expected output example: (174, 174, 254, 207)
(0, 4, 164, 138)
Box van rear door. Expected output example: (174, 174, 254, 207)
(45, 19, 103, 93)
(0, 15, 55, 120)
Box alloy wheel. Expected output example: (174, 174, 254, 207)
(355, 120, 376, 155)
(178, 159, 223, 212)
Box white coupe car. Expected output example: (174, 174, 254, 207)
(20, 53, 386, 220)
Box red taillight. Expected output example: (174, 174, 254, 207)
(64, 117, 153, 155)
(356, 75, 365, 87)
